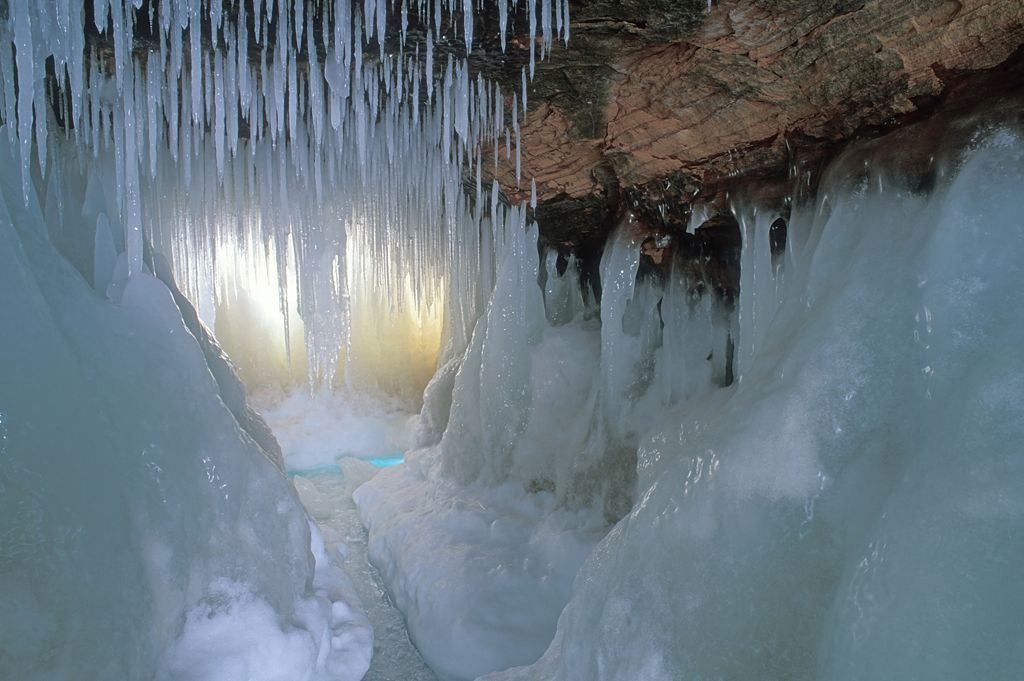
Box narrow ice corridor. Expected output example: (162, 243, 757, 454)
(257, 391, 437, 681)
(292, 469, 438, 681)
(3, 2, 1022, 681)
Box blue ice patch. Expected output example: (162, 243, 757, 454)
(287, 463, 343, 478)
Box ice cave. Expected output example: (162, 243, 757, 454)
(1, 1, 1023, 680)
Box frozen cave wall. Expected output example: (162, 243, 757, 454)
(0, 127, 369, 680)
(349, 6, 1024, 677)
(357, 93, 1024, 681)
(476, 99, 1024, 681)
(2, 1, 1021, 680)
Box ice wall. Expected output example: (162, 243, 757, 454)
(480, 120, 1024, 681)
(355, 210, 732, 679)
(0, 132, 370, 680)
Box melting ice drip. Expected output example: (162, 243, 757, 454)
(0, 0, 571, 396)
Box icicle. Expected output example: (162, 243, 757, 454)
(88, 48, 100, 154)
(401, 0, 409, 47)
(563, 0, 570, 44)
(0, 0, 577, 396)
(13, 6, 35, 204)
(455, 60, 469, 144)
(33, 78, 48, 178)
(211, 0, 223, 47)
(238, 2, 251, 112)
(499, 0, 508, 52)
(541, 0, 552, 57)
(67, 0, 85, 130)
(521, 67, 528, 115)
(111, 0, 126, 91)
(190, 1, 203, 126)
(365, 0, 377, 43)
(254, 0, 264, 42)
(307, 9, 323, 148)
(426, 31, 434, 104)
(463, 0, 473, 54)
(203, 53, 213, 124)
(93, 0, 109, 32)
(377, 0, 387, 59)
(528, 0, 536, 80)
(147, 52, 160, 179)
(214, 51, 226, 177)
(555, 0, 563, 44)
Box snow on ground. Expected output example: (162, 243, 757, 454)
(256, 390, 419, 473)
(354, 448, 607, 681)
(257, 389, 438, 681)
(157, 522, 373, 681)
(294, 461, 439, 681)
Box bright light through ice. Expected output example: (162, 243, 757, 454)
(342, 221, 447, 404)
(178, 217, 447, 401)
(207, 229, 308, 390)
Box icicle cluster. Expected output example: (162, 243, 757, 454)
(0, 0, 570, 397)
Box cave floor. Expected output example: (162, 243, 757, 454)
(257, 391, 437, 681)
(293, 471, 439, 681)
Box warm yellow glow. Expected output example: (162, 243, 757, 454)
(211, 231, 307, 391)
(340, 226, 446, 405)
(171, 218, 445, 402)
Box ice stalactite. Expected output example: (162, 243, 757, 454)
(0, 0, 570, 399)
(1, 1, 573, 679)
(356, 205, 738, 678)
(477, 113, 1024, 681)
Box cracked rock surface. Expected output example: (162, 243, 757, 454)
(489, 0, 1024, 243)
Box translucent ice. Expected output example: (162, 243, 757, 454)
(481, 118, 1024, 681)
(0, 134, 370, 681)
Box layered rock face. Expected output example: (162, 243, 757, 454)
(494, 0, 1024, 243)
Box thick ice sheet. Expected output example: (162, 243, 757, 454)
(0, 137, 370, 681)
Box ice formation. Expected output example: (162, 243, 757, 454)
(3, 2, 1022, 681)
(352, 94, 1024, 680)
(1, 2, 573, 679)
(355, 188, 730, 680)
(0, 136, 370, 680)
(471, 119, 1024, 680)
(0, 0, 570, 399)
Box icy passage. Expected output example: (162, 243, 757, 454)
(257, 390, 437, 681)
(292, 469, 438, 681)
(2, 0, 1023, 680)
